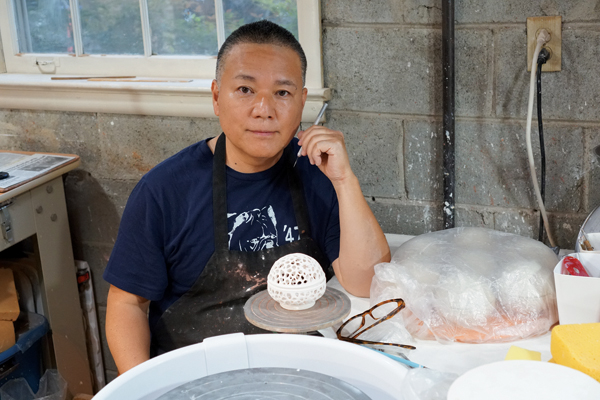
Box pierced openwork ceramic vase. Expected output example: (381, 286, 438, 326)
(267, 253, 327, 310)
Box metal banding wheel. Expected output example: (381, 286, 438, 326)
(156, 367, 371, 400)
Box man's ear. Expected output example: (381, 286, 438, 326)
(211, 79, 220, 116)
(301, 87, 308, 107)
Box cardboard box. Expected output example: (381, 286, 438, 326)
(0, 320, 15, 352)
(0, 268, 20, 321)
(554, 253, 600, 325)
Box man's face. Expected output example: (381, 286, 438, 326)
(211, 43, 307, 171)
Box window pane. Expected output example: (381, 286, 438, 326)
(79, 0, 144, 55)
(222, 0, 298, 39)
(13, 0, 74, 53)
(148, 0, 218, 56)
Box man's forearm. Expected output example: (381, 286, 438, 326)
(332, 174, 391, 297)
(106, 286, 151, 374)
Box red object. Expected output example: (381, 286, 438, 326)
(561, 256, 590, 277)
(77, 271, 90, 284)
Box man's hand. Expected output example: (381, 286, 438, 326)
(298, 125, 391, 297)
(106, 285, 151, 374)
(297, 126, 353, 184)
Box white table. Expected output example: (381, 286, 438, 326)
(327, 276, 552, 374)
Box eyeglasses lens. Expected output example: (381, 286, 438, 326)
(340, 301, 400, 338)
(371, 301, 400, 320)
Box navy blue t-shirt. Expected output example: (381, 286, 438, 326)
(103, 138, 340, 330)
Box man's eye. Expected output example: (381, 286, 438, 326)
(238, 86, 252, 94)
(276, 90, 290, 97)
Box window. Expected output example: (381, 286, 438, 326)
(0, 0, 329, 120)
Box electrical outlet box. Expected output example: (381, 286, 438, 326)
(527, 16, 562, 72)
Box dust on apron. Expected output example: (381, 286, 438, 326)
(151, 134, 332, 354)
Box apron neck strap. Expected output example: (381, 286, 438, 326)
(287, 165, 313, 240)
(212, 134, 313, 251)
(212, 134, 229, 251)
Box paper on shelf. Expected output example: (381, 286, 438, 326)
(0, 153, 76, 190)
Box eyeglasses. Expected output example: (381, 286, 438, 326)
(336, 298, 416, 350)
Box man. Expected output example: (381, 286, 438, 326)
(104, 20, 390, 374)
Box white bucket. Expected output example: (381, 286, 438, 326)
(94, 333, 408, 400)
(554, 253, 600, 325)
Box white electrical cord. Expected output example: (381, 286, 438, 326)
(525, 29, 556, 247)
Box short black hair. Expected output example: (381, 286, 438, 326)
(215, 20, 307, 85)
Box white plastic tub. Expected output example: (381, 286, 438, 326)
(94, 333, 408, 400)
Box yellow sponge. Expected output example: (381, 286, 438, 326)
(505, 345, 541, 361)
(551, 323, 600, 382)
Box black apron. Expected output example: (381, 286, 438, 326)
(151, 134, 332, 354)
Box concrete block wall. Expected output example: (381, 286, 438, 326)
(322, 1, 600, 247)
(0, 0, 599, 385)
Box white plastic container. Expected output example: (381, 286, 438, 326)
(554, 253, 600, 325)
(575, 232, 600, 253)
(93, 333, 408, 400)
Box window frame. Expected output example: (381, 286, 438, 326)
(0, 0, 329, 121)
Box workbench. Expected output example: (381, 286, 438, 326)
(0, 159, 93, 395)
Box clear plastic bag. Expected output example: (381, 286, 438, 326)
(351, 316, 416, 349)
(0, 370, 67, 400)
(400, 368, 458, 400)
(371, 228, 559, 343)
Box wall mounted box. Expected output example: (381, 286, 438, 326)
(527, 16, 562, 72)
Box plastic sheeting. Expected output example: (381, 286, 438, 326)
(371, 228, 559, 344)
(0, 370, 67, 400)
(400, 368, 458, 400)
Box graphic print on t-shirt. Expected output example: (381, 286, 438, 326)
(227, 206, 300, 251)
(228, 206, 279, 251)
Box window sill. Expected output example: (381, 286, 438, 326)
(0, 74, 331, 122)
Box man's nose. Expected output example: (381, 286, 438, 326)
(251, 94, 274, 119)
